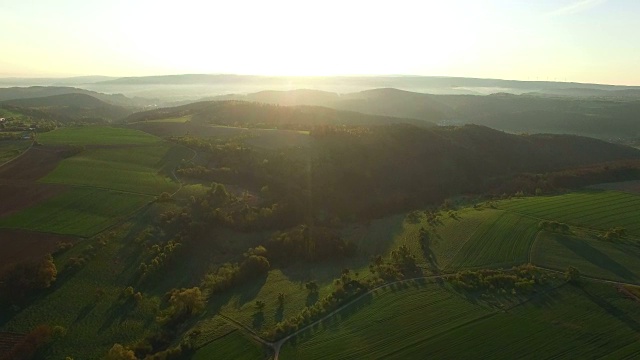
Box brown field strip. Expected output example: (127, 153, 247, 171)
(0, 229, 77, 274)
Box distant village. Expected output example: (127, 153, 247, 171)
(0, 117, 36, 140)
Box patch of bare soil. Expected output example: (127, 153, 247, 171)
(0, 183, 67, 218)
(0, 146, 66, 181)
(0, 229, 78, 274)
(0, 332, 25, 359)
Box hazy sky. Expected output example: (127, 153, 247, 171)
(1, 0, 639, 85)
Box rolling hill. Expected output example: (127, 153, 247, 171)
(213, 88, 640, 140)
(125, 100, 435, 129)
(1, 94, 133, 123)
(0, 86, 148, 107)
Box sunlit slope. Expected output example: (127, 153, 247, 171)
(499, 191, 640, 236)
(281, 281, 640, 359)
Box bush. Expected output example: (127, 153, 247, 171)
(0, 254, 57, 304)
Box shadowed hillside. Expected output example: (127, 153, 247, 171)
(126, 100, 435, 129)
(1, 94, 133, 123)
(0, 86, 148, 107)
(213, 89, 640, 140)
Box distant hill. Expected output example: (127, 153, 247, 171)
(214, 88, 448, 123)
(0, 86, 148, 107)
(0, 76, 117, 87)
(126, 100, 434, 129)
(213, 89, 640, 140)
(93, 74, 640, 92)
(1, 93, 133, 123)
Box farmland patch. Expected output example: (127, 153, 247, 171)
(38, 126, 161, 146)
(532, 231, 640, 283)
(0, 229, 77, 274)
(498, 191, 640, 236)
(40, 145, 182, 194)
(448, 212, 539, 270)
(0, 188, 152, 237)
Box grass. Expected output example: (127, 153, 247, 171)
(280, 282, 640, 359)
(38, 126, 161, 146)
(212, 266, 344, 335)
(192, 330, 266, 360)
(0, 223, 160, 360)
(279, 282, 494, 360)
(133, 115, 192, 124)
(498, 190, 640, 236)
(402, 282, 640, 359)
(447, 211, 540, 270)
(532, 231, 640, 283)
(41, 144, 186, 195)
(0, 188, 151, 237)
(0, 140, 30, 164)
(429, 207, 499, 269)
(623, 285, 640, 299)
(187, 316, 236, 348)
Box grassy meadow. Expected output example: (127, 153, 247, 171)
(280, 281, 640, 359)
(0, 188, 152, 237)
(40, 144, 187, 195)
(447, 211, 539, 270)
(37, 126, 161, 146)
(192, 330, 266, 360)
(498, 190, 640, 236)
(532, 231, 640, 283)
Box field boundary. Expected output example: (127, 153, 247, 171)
(0, 141, 33, 169)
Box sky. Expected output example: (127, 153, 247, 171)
(1, 0, 639, 85)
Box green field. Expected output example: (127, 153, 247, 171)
(0, 140, 30, 164)
(192, 330, 265, 360)
(38, 126, 161, 146)
(0, 188, 151, 237)
(213, 267, 343, 335)
(41, 144, 184, 195)
(447, 211, 539, 270)
(280, 282, 640, 359)
(499, 191, 640, 236)
(401, 282, 640, 359)
(280, 283, 494, 359)
(532, 231, 640, 283)
(133, 115, 192, 124)
(429, 208, 501, 268)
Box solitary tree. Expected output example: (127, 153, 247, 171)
(305, 281, 319, 294)
(565, 266, 581, 283)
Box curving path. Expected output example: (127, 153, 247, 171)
(220, 261, 640, 360)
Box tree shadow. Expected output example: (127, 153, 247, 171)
(74, 302, 96, 323)
(274, 304, 284, 323)
(98, 298, 136, 333)
(557, 235, 638, 281)
(305, 292, 319, 307)
(252, 311, 265, 330)
(238, 274, 268, 306)
(580, 285, 640, 332)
